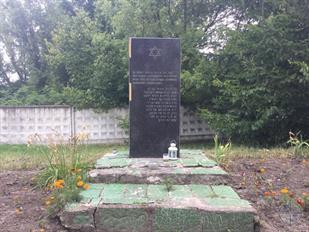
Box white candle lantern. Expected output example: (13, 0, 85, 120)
(168, 141, 178, 160)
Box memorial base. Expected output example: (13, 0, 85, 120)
(89, 149, 228, 185)
(60, 150, 257, 232)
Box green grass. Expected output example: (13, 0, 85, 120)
(0, 142, 210, 171)
(0, 142, 307, 171)
(0, 144, 126, 171)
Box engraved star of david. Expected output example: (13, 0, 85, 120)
(149, 46, 162, 57)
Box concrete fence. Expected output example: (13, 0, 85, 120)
(0, 106, 214, 144)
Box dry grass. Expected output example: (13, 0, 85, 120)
(205, 145, 309, 163)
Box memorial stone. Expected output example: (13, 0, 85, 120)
(129, 37, 181, 158)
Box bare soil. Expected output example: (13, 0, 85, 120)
(0, 157, 308, 232)
(0, 170, 65, 232)
(227, 157, 309, 232)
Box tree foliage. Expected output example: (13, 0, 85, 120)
(1, 0, 243, 106)
(196, 0, 309, 144)
(0, 0, 308, 144)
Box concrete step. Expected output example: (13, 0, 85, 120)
(89, 150, 229, 185)
(60, 183, 257, 232)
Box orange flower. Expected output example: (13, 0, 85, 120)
(264, 191, 271, 197)
(77, 180, 84, 187)
(57, 179, 64, 184)
(280, 187, 289, 194)
(83, 184, 90, 190)
(271, 191, 277, 197)
(53, 179, 64, 189)
(302, 192, 308, 197)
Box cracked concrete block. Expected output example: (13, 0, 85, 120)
(95, 206, 153, 232)
(61, 184, 257, 232)
(59, 203, 96, 232)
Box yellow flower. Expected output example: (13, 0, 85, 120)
(259, 168, 266, 173)
(280, 187, 289, 194)
(45, 200, 51, 206)
(53, 179, 65, 189)
(77, 180, 84, 187)
(76, 175, 82, 181)
(83, 184, 90, 190)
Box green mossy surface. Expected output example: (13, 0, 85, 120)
(77, 184, 251, 208)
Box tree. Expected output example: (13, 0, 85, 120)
(47, 12, 128, 109)
(0, 0, 63, 86)
(47, 0, 238, 109)
(1, 0, 309, 146)
(195, 1, 309, 145)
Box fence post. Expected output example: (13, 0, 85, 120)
(70, 106, 76, 139)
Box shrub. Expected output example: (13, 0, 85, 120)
(32, 133, 91, 216)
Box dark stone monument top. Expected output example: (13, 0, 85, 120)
(129, 37, 181, 158)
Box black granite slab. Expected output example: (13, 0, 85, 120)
(129, 37, 181, 158)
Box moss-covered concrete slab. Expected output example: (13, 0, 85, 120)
(95, 149, 216, 169)
(90, 150, 228, 185)
(95, 207, 151, 232)
(61, 183, 257, 232)
(59, 203, 96, 232)
(89, 166, 228, 185)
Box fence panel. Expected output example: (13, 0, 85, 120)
(75, 108, 128, 144)
(0, 106, 72, 144)
(0, 106, 214, 144)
